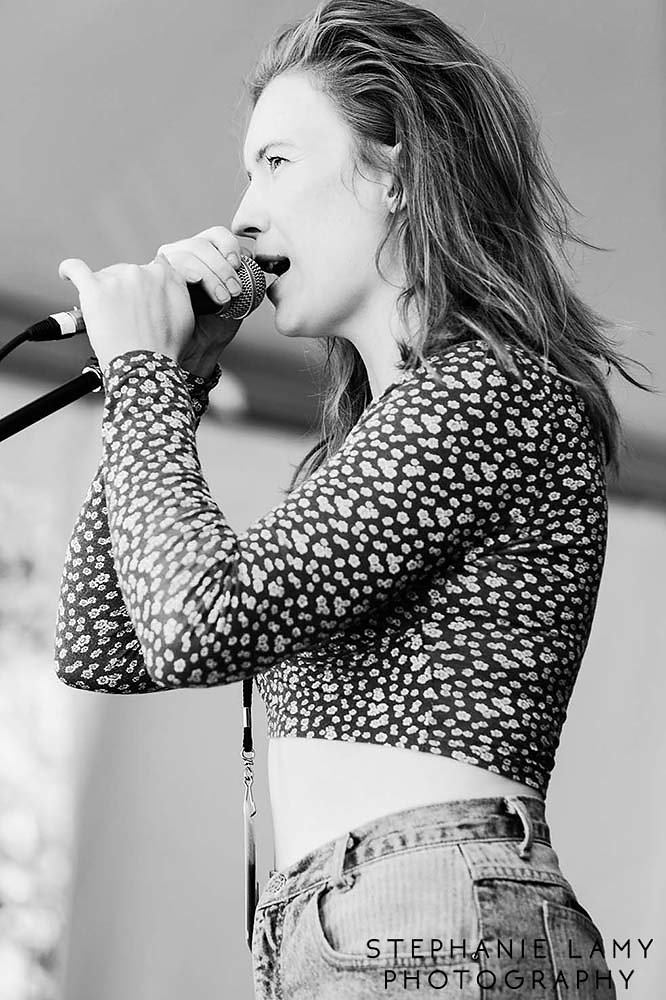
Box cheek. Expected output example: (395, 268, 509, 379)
(308, 209, 379, 286)
(289, 176, 383, 293)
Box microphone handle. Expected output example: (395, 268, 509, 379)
(25, 254, 265, 343)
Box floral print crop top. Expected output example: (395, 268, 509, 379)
(53, 340, 608, 796)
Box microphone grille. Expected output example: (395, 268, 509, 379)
(217, 254, 266, 320)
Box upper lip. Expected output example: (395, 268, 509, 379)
(253, 254, 290, 276)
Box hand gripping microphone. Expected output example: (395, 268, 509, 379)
(23, 254, 267, 343)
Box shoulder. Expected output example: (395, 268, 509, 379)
(342, 342, 550, 485)
(422, 339, 560, 398)
(351, 339, 601, 468)
(365, 339, 557, 429)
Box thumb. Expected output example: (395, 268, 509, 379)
(58, 257, 94, 293)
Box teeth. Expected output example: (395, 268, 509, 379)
(256, 255, 289, 276)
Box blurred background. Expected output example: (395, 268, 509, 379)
(0, 0, 664, 997)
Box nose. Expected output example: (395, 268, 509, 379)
(230, 182, 269, 241)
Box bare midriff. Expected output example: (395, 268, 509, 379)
(267, 736, 544, 870)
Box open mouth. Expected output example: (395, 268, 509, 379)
(255, 255, 291, 286)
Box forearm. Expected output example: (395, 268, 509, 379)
(100, 351, 246, 686)
(53, 362, 222, 693)
(94, 343, 527, 691)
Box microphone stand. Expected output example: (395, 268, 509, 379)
(0, 361, 103, 443)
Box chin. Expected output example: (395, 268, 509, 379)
(272, 310, 312, 340)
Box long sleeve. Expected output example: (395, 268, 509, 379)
(94, 343, 552, 689)
(53, 363, 222, 692)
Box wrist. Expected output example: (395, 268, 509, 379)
(181, 360, 223, 392)
(179, 360, 219, 380)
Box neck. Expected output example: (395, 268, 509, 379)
(342, 282, 421, 402)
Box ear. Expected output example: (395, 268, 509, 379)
(383, 141, 406, 214)
(390, 141, 402, 164)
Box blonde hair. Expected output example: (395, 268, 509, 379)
(244, 0, 654, 489)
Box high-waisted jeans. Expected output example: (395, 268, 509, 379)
(251, 795, 616, 999)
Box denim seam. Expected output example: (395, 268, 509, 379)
(275, 902, 286, 1000)
(355, 822, 550, 858)
(542, 898, 607, 943)
(258, 834, 553, 910)
(542, 900, 564, 1000)
(344, 833, 551, 874)
(469, 866, 573, 888)
(360, 817, 549, 845)
(257, 877, 330, 912)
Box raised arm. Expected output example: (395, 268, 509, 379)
(53, 364, 222, 693)
(96, 341, 552, 689)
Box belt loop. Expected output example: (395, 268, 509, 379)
(504, 796, 534, 859)
(328, 831, 356, 891)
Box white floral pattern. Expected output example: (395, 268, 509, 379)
(54, 340, 608, 796)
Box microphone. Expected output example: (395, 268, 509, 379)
(23, 254, 266, 343)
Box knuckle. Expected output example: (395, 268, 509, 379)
(192, 235, 215, 252)
(199, 226, 241, 254)
(168, 254, 201, 282)
(168, 240, 193, 255)
(169, 266, 187, 286)
(197, 224, 228, 240)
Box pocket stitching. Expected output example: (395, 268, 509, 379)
(542, 899, 612, 1000)
(308, 884, 390, 970)
(472, 866, 574, 890)
(308, 882, 480, 971)
(542, 898, 607, 943)
(458, 841, 574, 892)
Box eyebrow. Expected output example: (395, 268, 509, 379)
(245, 140, 298, 179)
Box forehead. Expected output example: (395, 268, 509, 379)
(242, 72, 350, 169)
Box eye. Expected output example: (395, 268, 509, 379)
(266, 154, 286, 172)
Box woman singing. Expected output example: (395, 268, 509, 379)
(54, 1, 649, 996)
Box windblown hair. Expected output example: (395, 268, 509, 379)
(243, 0, 653, 490)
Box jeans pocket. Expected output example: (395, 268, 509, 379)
(543, 900, 617, 1000)
(304, 842, 483, 974)
(459, 839, 614, 999)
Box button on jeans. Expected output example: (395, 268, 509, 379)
(251, 795, 616, 999)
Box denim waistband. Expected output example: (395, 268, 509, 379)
(258, 794, 549, 910)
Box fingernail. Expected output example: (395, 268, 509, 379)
(229, 252, 241, 269)
(228, 277, 242, 294)
(215, 284, 230, 302)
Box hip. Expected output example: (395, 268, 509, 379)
(267, 736, 543, 870)
(252, 794, 616, 1000)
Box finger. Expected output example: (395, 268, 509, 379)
(148, 252, 177, 276)
(145, 253, 188, 294)
(159, 243, 242, 305)
(191, 226, 243, 270)
(163, 236, 243, 281)
(58, 257, 95, 293)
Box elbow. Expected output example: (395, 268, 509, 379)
(53, 615, 100, 691)
(53, 604, 87, 687)
(52, 633, 82, 688)
(52, 652, 94, 691)
(53, 658, 76, 688)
